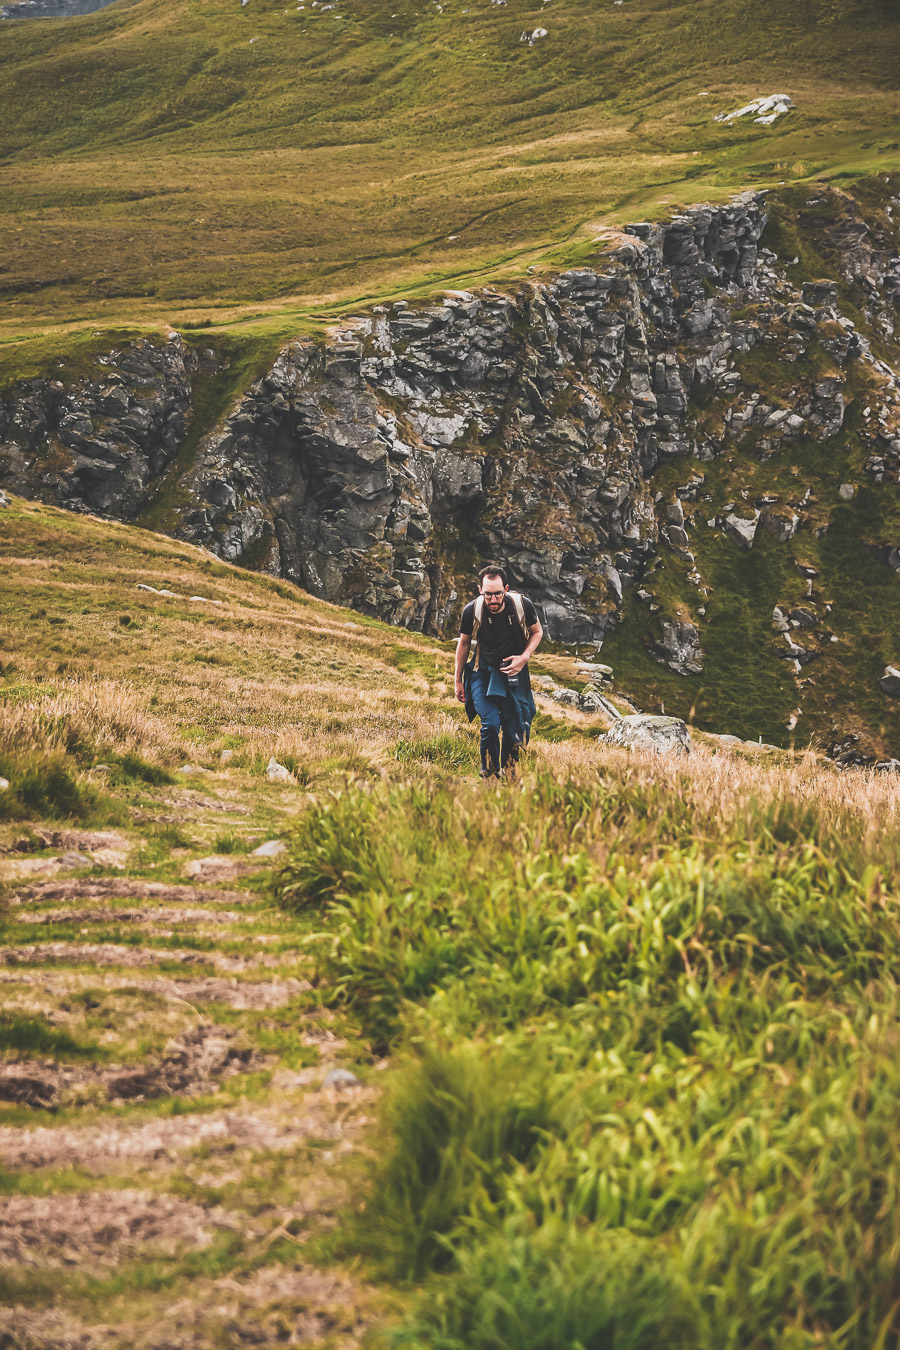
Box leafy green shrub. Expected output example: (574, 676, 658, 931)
(391, 1224, 695, 1350)
(359, 1042, 556, 1280)
(275, 774, 899, 1044)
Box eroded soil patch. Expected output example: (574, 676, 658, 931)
(0, 769, 374, 1349)
(0, 1025, 263, 1109)
(0, 1190, 239, 1269)
(0, 1081, 373, 1171)
(16, 906, 244, 928)
(12, 879, 252, 908)
(0, 943, 295, 974)
(0, 1260, 370, 1348)
(0, 970, 310, 1011)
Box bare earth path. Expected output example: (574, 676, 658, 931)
(0, 773, 379, 1349)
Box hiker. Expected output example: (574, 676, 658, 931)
(455, 564, 543, 777)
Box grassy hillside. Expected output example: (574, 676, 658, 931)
(2, 499, 900, 1346)
(1, 0, 899, 339)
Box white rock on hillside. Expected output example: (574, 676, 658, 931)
(880, 665, 900, 696)
(723, 512, 759, 550)
(714, 94, 794, 125)
(251, 839, 287, 858)
(266, 757, 295, 783)
(323, 1067, 361, 1090)
(600, 714, 690, 755)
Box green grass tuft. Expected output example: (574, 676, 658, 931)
(0, 750, 118, 823)
(392, 732, 479, 773)
(0, 1012, 104, 1060)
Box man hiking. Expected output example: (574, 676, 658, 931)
(455, 564, 544, 778)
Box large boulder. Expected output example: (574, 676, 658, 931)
(880, 665, 900, 697)
(600, 714, 690, 755)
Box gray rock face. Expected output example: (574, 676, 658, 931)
(166, 195, 777, 638)
(266, 757, 295, 784)
(322, 1068, 362, 1091)
(0, 335, 192, 519)
(250, 840, 288, 859)
(722, 512, 759, 550)
(653, 620, 703, 675)
(601, 714, 691, 755)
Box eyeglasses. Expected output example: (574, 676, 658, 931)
(482, 590, 505, 603)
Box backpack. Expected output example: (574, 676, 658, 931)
(471, 591, 530, 669)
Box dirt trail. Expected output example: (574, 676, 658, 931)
(0, 942, 296, 973)
(0, 1078, 374, 1170)
(0, 969, 311, 1009)
(0, 1191, 241, 1268)
(0, 788, 376, 1348)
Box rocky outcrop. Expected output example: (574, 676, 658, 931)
(881, 666, 900, 697)
(151, 188, 900, 645)
(653, 620, 703, 676)
(150, 192, 780, 641)
(0, 336, 192, 519)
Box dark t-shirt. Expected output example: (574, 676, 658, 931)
(459, 594, 539, 668)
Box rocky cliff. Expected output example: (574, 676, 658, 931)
(3, 179, 899, 755)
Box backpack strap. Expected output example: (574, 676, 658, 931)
(471, 595, 485, 670)
(471, 594, 485, 643)
(508, 591, 530, 639)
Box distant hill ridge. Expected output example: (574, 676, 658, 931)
(0, 0, 898, 331)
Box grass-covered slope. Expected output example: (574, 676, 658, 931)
(1, 0, 899, 336)
(0, 494, 476, 809)
(2, 498, 900, 1345)
(273, 756, 900, 1348)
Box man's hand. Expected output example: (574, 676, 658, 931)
(455, 678, 466, 703)
(501, 654, 527, 677)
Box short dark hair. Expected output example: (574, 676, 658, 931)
(479, 563, 508, 587)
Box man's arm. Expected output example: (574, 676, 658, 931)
(500, 621, 543, 677)
(454, 633, 472, 703)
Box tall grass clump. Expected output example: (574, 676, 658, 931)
(0, 678, 176, 819)
(0, 748, 107, 823)
(274, 749, 900, 1348)
(392, 731, 479, 773)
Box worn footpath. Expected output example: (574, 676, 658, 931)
(0, 772, 380, 1349)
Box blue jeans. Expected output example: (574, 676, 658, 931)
(469, 664, 523, 774)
